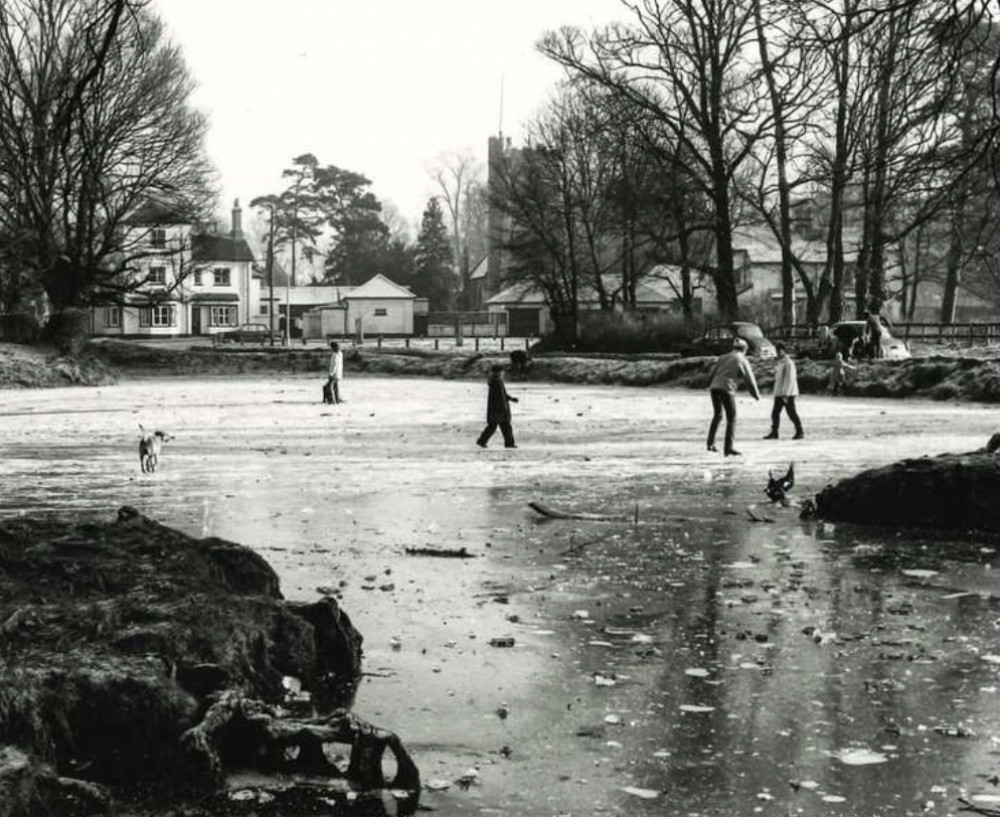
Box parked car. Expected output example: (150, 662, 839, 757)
(215, 323, 280, 345)
(680, 321, 777, 358)
(822, 320, 910, 360)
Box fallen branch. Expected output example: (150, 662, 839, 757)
(959, 797, 1000, 816)
(529, 501, 630, 522)
(404, 546, 474, 558)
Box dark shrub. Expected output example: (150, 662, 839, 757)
(0, 313, 41, 343)
(537, 311, 705, 354)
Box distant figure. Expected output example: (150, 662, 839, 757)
(509, 349, 532, 378)
(865, 313, 884, 359)
(327, 341, 344, 404)
(706, 338, 760, 457)
(829, 352, 855, 396)
(476, 364, 518, 449)
(817, 324, 832, 355)
(764, 343, 804, 440)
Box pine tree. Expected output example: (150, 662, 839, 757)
(412, 198, 455, 311)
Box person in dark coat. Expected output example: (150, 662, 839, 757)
(476, 364, 518, 449)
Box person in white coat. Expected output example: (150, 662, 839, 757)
(327, 341, 344, 404)
(764, 343, 804, 440)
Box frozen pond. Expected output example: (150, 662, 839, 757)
(3, 374, 1000, 816)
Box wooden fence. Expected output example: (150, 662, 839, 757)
(764, 321, 1000, 346)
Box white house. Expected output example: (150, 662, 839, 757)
(89, 200, 259, 338)
(302, 274, 417, 339)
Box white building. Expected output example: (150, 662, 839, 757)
(90, 200, 260, 339)
(302, 274, 417, 339)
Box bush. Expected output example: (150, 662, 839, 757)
(0, 313, 42, 343)
(538, 311, 706, 354)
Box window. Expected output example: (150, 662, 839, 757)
(139, 305, 176, 327)
(213, 267, 231, 286)
(106, 306, 121, 327)
(148, 266, 167, 285)
(150, 228, 167, 248)
(373, 308, 387, 317)
(193, 270, 204, 286)
(210, 306, 237, 326)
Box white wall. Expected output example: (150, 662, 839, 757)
(346, 298, 413, 335)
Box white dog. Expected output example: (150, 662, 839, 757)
(139, 425, 171, 473)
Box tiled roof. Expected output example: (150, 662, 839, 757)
(344, 273, 415, 299)
(191, 233, 256, 264)
(124, 199, 193, 225)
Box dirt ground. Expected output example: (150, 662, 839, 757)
(3, 373, 1000, 816)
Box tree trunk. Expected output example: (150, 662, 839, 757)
(941, 199, 964, 324)
(907, 226, 924, 321)
(711, 177, 739, 321)
(754, 0, 795, 325)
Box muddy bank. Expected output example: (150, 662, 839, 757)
(7, 339, 1000, 403)
(0, 507, 418, 817)
(353, 348, 1000, 402)
(94, 339, 1000, 402)
(0, 342, 118, 388)
(812, 440, 1000, 533)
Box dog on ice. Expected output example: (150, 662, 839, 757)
(139, 425, 171, 473)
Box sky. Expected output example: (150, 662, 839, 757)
(154, 0, 622, 237)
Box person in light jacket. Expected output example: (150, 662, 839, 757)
(764, 343, 804, 440)
(328, 341, 344, 404)
(706, 338, 760, 457)
(476, 364, 518, 449)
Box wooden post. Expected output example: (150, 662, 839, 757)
(500, 336, 505, 351)
(475, 337, 480, 352)
(405, 337, 410, 348)
(434, 338, 439, 351)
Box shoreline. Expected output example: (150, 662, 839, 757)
(3, 338, 1000, 402)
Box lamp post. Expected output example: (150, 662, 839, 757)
(286, 216, 297, 346)
(266, 205, 276, 347)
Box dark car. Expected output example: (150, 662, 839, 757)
(681, 321, 777, 358)
(215, 323, 279, 345)
(822, 321, 910, 360)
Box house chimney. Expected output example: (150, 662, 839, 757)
(231, 199, 242, 236)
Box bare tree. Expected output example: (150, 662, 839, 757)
(430, 151, 487, 309)
(0, 0, 215, 315)
(742, 0, 828, 325)
(492, 86, 645, 339)
(540, 0, 769, 321)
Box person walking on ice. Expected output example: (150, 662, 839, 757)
(706, 337, 760, 457)
(476, 364, 518, 449)
(764, 343, 804, 440)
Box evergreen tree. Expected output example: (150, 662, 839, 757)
(412, 198, 455, 311)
